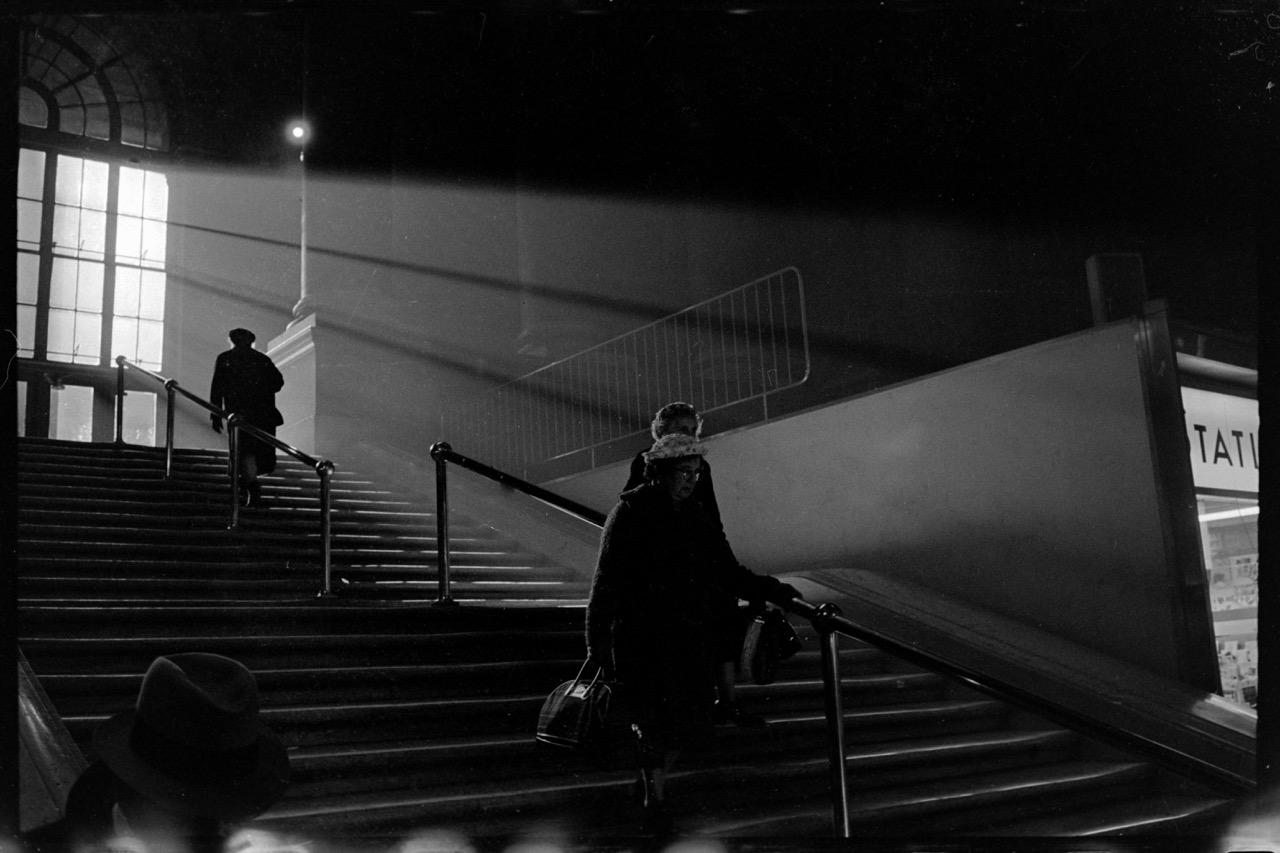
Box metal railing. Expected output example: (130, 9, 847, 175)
(114, 356, 338, 596)
(429, 441, 604, 606)
(427, 443, 1256, 837)
(442, 267, 809, 478)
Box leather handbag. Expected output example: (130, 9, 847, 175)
(535, 661, 612, 751)
(739, 606, 803, 685)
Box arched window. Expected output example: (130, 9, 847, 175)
(17, 16, 171, 442)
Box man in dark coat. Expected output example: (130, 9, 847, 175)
(209, 328, 284, 507)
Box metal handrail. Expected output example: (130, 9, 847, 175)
(427, 442, 1256, 836)
(428, 441, 604, 606)
(114, 356, 338, 596)
(780, 597, 1257, 795)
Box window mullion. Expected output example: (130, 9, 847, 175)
(99, 162, 120, 365)
(32, 151, 58, 360)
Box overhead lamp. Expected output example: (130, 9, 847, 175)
(286, 119, 312, 146)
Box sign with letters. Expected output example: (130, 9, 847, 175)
(1181, 386, 1258, 494)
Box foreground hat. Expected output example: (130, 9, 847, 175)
(228, 328, 256, 345)
(643, 433, 706, 463)
(93, 653, 289, 820)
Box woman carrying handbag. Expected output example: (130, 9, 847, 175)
(585, 434, 802, 834)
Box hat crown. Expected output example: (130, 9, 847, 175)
(643, 433, 706, 462)
(136, 654, 261, 750)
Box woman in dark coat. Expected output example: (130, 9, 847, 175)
(623, 401, 758, 724)
(587, 433, 799, 830)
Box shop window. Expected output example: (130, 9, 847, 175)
(1182, 383, 1258, 708)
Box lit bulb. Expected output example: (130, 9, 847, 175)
(285, 119, 311, 145)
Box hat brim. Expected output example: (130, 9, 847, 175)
(93, 710, 289, 820)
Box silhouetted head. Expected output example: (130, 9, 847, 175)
(92, 653, 289, 825)
(228, 328, 256, 347)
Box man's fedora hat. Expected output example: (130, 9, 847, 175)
(92, 653, 289, 820)
(228, 328, 256, 345)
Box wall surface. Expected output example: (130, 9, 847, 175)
(155, 147, 1255, 481)
(548, 320, 1212, 682)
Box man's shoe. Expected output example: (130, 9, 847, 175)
(713, 700, 766, 728)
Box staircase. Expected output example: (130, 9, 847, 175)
(17, 437, 1241, 847)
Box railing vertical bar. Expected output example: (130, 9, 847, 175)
(574, 356, 584, 454)
(659, 320, 668, 406)
(114, 357, 125, 444)
(685, 310, 694, 406)
(562, 362, 571, 459)
(712, 301, 723, 409)
(768, 274, 780, 391)
(634, 333, 643, 434)
(687, 312, 696, 403)
(566, 359, 576, 454)
(616, 340, 625, 440)
(741, 289, 753, 396)
(817, 606, 852, 839)
(607, 342, 617, 441)
(519, 385, 529, 482)
(642, 327, 653, 429)
(754, 284, 766, 396)
(317, 461, 334, 597)
(555, 363, 565, 461)
(731, 292, 742, 400)
(670, 317, 679, 403)
(695, 306, 705, 408)
(780, 272, 794, 385)
(590, 346, 597, 452)
(432, 442, 455, 606)
(227, 420, 241, 529)
(680, 315, 691, 402)
(625, 335, 636, 435)
(501, 388, 511, 472)
(164, 383, 176, 480)
(538, 380, 546, 478)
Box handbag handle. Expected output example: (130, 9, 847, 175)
(572, 659, 605, 689)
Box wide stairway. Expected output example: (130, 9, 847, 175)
(17, 437, 1242, 848)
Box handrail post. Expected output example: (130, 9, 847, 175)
(816, 602, 852, 838)
(114, 356, 125, 445)
(227, 416, 241, 529)
(430, 441, 456, 606)
(316, 460, 335, 597)
(163, 380, 177, 480)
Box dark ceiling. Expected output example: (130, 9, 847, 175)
(38, 2, 1270, 215)
(11, 2, 1275, 337)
